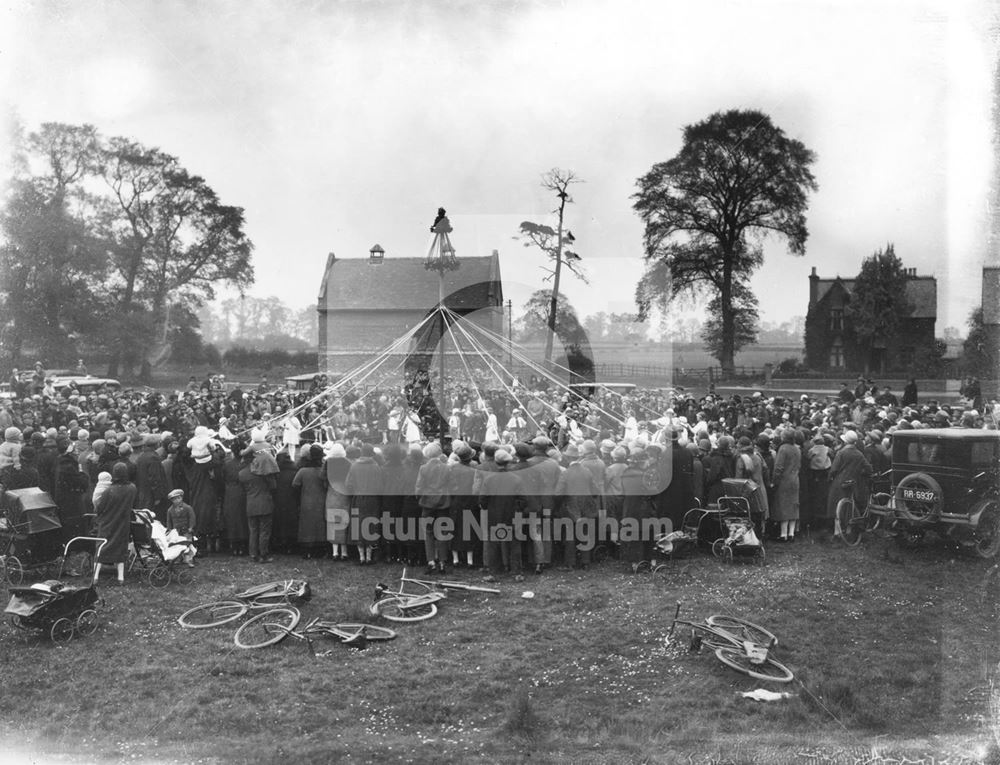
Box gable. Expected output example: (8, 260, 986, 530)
(813, 276, 936, 318)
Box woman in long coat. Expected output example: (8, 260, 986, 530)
(379, 444, 410, 563)
(93, 462, 135, 584)
(293, 445, 328, 558)
(826, 430, 873, 535)
(324, 445, 352, 560)
(273, 452, 300, 553)
(54, 448, 90, 541)
(447, 445, 479, 569)
(620, 448, 656, 564)
(770, 429, 801, 542)
(345, 443, 383, 565)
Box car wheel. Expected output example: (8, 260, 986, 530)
(973, 502, 1000, 560)
(895, 472, 944, 523)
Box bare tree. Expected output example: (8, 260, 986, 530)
(516, 168, 584, 367)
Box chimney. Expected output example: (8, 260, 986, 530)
(809, 266, 819, 307)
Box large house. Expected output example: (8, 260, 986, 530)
(805, 266, 937, 373)
(316, 249, 504, 376)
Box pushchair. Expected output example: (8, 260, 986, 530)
(5, 579, 101, 642)
(1, 487, 67, 584)
(712, 479, 766, 565)
(127, 509, 196, 587)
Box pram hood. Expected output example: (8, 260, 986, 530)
(3, 488, 62, 534)
(4, 582, 95, 617)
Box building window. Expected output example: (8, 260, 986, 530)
(830, 341, 844, 368)
(830, 309, 844, 331)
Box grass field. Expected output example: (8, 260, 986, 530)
(1, 534, 998, 764)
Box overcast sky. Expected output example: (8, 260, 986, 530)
(2, 0, 997, 332)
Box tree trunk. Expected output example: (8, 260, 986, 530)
(543, 192, 568, 370)
(719, 259, 736, 375)
(107, 243, 143, 378)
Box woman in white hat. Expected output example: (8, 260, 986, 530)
(825, 430, 873, 541)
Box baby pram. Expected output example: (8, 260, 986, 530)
(128, 509, 196, 587)
(1, 487, 67, 584)
(5, 579, 101, 642)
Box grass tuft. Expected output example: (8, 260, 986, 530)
(502, 687, 544, 741)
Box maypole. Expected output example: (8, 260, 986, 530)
(426, 207, 459, 449)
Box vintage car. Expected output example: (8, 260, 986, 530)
(50, 375, 121, 395)
(869, 428, 1000, 558)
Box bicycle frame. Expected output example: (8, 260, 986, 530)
(398, 568, 500, 595)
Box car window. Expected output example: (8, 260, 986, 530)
(971, 441, 998, 468)
(905, 441, 943, 465)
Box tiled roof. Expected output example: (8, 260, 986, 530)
(319, 254, 502, 312)
(814, 276, 936, 318)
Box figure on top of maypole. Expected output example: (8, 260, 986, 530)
(426, 207, 459, 272)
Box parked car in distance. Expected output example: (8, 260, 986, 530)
(50, 376, 121, 395)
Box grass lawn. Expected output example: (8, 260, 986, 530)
(0, 535, 997, 764)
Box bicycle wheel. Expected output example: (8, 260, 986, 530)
(234, 607, 301, 649)
(370, 596, 437, 622)
(177, 600, 248, 629)
(333, 623, 397, 641)
(706, 615, 778, 647)
(714, 645, 794, 683)
(836, 498, 862, 546)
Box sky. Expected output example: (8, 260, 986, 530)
(1, 0, 997, 333)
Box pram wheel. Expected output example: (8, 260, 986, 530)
(4, 556, 23, 586)
(75, 609, 98, 636)
(50, 617, 74, 643)
(148, 565, 171, 589)
(651, 563, 671, 582)
(176, 568, 194, 586)
(711, 540, 726, 559)
(9, 614, 26, 630)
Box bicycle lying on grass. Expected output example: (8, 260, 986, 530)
(667, 603, 794, 683)
(177, 580, 311, 629)
(369, 568, 500, 622)
(233, 609, 397, 651)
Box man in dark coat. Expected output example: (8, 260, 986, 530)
(134, 436, 168, 521)
(239, 452, 277, 563)
(478, 449, 526, 577)
(827, 431, 873, 535)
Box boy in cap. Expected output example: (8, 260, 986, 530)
(166, 489, 197, 566)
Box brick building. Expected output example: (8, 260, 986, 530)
(316, 250, 504, 376)
(805, 266, 937, 373)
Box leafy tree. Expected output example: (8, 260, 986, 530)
(844, 243, 912, 375)
(516, 169, 584, 367)
(0, 123, 107, 364)
(633, 109, 817, 373)
(514, 290, 585, 347)
(98, 140, 253, 376)
(962, 307, 995, 376)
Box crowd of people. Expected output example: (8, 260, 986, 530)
(0, 363, 994, 583)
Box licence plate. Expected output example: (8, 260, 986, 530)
(901, 488, 937, 502)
